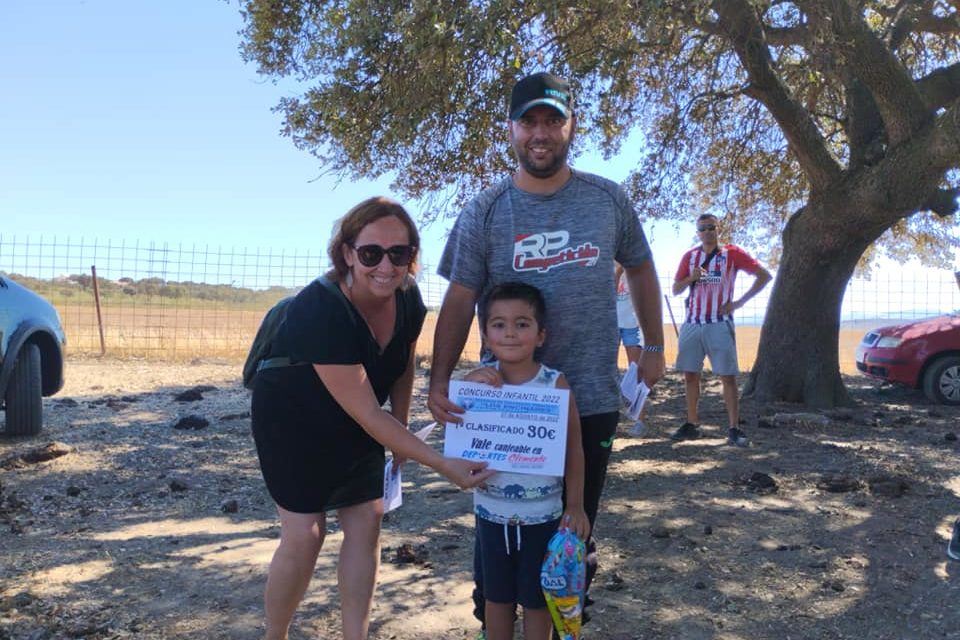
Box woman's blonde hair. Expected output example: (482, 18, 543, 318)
(326, 196, 420, 285)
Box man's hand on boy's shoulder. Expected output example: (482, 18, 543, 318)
(463, 366, 503, 387)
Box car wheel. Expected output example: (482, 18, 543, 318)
(4, 343, 43, 436)
(922, 355, 960, 406)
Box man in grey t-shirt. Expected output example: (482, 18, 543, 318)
(428, 72, 666, 632)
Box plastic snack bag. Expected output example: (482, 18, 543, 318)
(540, 527, 586, 640)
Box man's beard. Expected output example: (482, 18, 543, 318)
(514, 138, 571, 179)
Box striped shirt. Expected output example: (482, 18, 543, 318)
(675, 244, 760, 324)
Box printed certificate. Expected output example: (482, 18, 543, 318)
(443, 380, 569, 476)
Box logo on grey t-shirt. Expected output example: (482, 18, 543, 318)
(513, 230, 600, 273)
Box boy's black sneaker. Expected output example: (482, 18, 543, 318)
(948, 518, 960, 561)
(670, 422, 701, 441)
(727, 427, 750, 447)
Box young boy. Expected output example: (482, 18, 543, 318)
(462, 282, 591, 640)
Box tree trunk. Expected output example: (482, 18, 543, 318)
(744, 204, 885, 408)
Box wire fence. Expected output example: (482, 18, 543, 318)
(2, 235, 959, 372)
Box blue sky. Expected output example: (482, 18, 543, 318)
(0, 0, 693, 272)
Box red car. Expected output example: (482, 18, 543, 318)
(856, 313, 960, 405)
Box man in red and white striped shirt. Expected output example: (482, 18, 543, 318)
(670, 214, 771, 447)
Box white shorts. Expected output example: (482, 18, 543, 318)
(675, 320, 739, 376)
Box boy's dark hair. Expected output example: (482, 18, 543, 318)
(478, 282, 547, 331)
(697, 213, 718, 223)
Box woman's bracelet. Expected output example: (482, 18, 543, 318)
(642, 345, 665, 353)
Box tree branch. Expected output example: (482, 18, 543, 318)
(917, 62, 960, 111)
(712, 0, 842, 191)
(802, 0, 930, 146)
(923, 187, 960, 217)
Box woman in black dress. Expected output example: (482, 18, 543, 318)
(251, 196, 493, 640)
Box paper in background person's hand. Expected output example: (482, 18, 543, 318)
(619, 362, 650, 420)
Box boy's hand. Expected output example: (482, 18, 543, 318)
(428, 379, 466, 424)
(463, 366, 503, 387)
(560, 508, 591, 541)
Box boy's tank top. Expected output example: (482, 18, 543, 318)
(473, 364, 564, 525)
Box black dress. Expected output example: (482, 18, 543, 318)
(251, 276, 426, 513)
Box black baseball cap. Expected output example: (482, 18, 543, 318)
(509, 72, 572, 120)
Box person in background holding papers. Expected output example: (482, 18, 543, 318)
(615, 262, 648, 435)
(250, 197, 493, 640)
(459, 282, 589, 640)
(670, 213, 771, 447)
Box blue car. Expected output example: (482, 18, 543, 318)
(0, 276, 66, 436)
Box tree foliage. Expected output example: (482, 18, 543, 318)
(240, 0, 960, 407)
(239, 0, 960, 267)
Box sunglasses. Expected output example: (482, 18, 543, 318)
(351, 244, 416, 267)
(697, 224, 717, 232)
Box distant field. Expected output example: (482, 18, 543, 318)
(57, 302, 865, 373)
(409, 315, 867, 374)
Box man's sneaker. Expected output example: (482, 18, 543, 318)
(727, 427, 750, 447)
(670, 422, 700, 441)
(947, 518, 960, 561)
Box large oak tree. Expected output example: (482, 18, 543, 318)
(239, 0, 960, 407)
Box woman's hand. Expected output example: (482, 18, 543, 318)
(559, 507, 591, 541)
(439, 458, 495, 490)
(389, 453, 406, 474)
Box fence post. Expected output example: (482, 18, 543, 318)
(91, 265, 106, 357)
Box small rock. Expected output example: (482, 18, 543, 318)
(823, 579, 846, 592)
(651, 526, 671, 539)
(393, 543, 429, 565)
(703, 524, 713, 535)
(773, 412, 831, 428)
(54, 398, 79, 407)
(172, 415, 210, 430)
(868, 474, 909, 498)
(756, 417, 776, 429)
(817, 473, 861, 493)
(65, 485, 83, 497)
(219, 411, 251, 422)
(694, 580, 707, 589)
(746, 472, 778, 494)
(169, 479, 189, 492)
(174, 389, 204, 402)
(945, 433, 957, 442)
(10, 592, 36, 608)
(21, 442, 71, 464)
(221, 499, 239, 513)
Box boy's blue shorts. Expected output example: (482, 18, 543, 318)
(477, 517, 561, 609)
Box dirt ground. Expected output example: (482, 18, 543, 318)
(2, 357, 959, 640)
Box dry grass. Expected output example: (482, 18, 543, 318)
(59, 303, 864, 372)
(415, 315, 866, 374)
